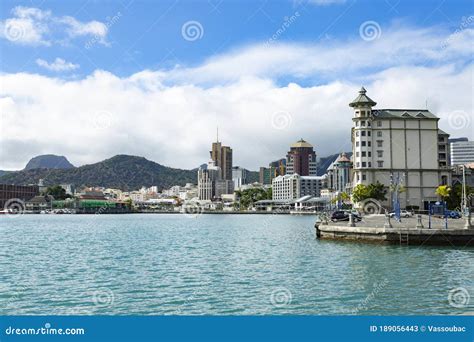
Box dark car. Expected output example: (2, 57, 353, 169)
(331, 211, 362, 222)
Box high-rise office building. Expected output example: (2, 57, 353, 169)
(210, 133, 233, 181)
(285, 139, 317, 176)
(450, 140, 474, 166)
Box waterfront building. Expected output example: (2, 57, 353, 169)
(285, 139, 317, 176)
(259, 158, 286, 185)
(232, 166, 249, 190)
(272, 174, 325, 201)
(450, 140, 474, 166)
(437, 130, 450, 169)
(197, 160, 221, 200)
(0, 184, 40, 208)
(259, 166, 277, 185)
(350, 87, 452, 209)
(326, 152, 353, 193)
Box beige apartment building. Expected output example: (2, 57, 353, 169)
(350, 87, 451, 210)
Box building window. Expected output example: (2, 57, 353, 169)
(356, 121, 359, 126)
(361, 121, 366, 126)
(356, 131, 359, 137)
(356, 162, 360, 168)
(362, 174, 367, 181)
(377, 131, 382, 137)
(377, 121, 382, 127)
(441, 175, 447, 185)
(361, 131, 366, 136)
(368, 141, 371, 147)
(368, 151, 372, 157)
(377, 161, 383, 167)
(377, 141, 383, 147)
(361, 111, 366, 116)
(356, 141, 359, 147)
(377, 151, 383, 158)
(356, 152, 359, 157)
(362, 151, 366, 157)
(362, 162, 367, 167)
(362, 141, 366, 147)
(368, 131, 371, 136)
(367, 121, 371, 127)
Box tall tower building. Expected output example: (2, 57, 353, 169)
(210, 129, 233, 181)
(286, 139, 317, 176)
(350, 87, 451, 210)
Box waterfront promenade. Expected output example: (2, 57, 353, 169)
(316, 215, 474, 246)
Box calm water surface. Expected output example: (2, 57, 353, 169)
(0, 214, 472, 315)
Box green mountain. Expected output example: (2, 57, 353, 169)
(0, 155, 197, 191)
(24, 154, 75, 170)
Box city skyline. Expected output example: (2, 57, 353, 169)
(1, 1, 473, 171)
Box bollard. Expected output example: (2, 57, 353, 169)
(416, 214, 424, 229)
(384, 214, 392, 228)
(464, 210, 472, 229)
(347, 213, 355, 227)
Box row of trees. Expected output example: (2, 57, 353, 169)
(234, 188, 272, 210)
(326, 182, 471, 211)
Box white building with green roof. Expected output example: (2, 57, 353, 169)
(350, 87, 451, 210)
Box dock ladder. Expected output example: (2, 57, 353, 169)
(399, 232, 409, 245)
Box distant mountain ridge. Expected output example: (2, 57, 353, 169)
(0, 155, 197, 191)
(24, 154, 74, 170)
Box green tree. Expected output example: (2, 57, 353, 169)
(351, 184, 370, 203)
(352, 182, 387, 203)
(44, 185, 70, 200)
(435, 185, 451, 200)
(445, 184, 473, 210)
(331, 192, 350, 204)
(237, 188, 272, 209)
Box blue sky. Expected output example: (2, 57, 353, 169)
(1, 0, 471, 79)
(0, 0, 473, 170)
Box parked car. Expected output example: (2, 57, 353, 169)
(331, 211, 362, 222)
(446, 210, 462, 219)
(389, 210, 413, 218)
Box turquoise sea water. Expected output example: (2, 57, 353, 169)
(0, 214, 472, 315)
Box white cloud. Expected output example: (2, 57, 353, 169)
(0, 25, 472, 172)
(0, 6, 108, 46)
(60, 16, 108, 43)
(36, 58, 79, 72)
(165, 25, 474, 85)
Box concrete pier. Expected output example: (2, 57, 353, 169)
(315, 215, 474, 246)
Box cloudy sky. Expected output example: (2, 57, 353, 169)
(0, 0, 473, 171)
